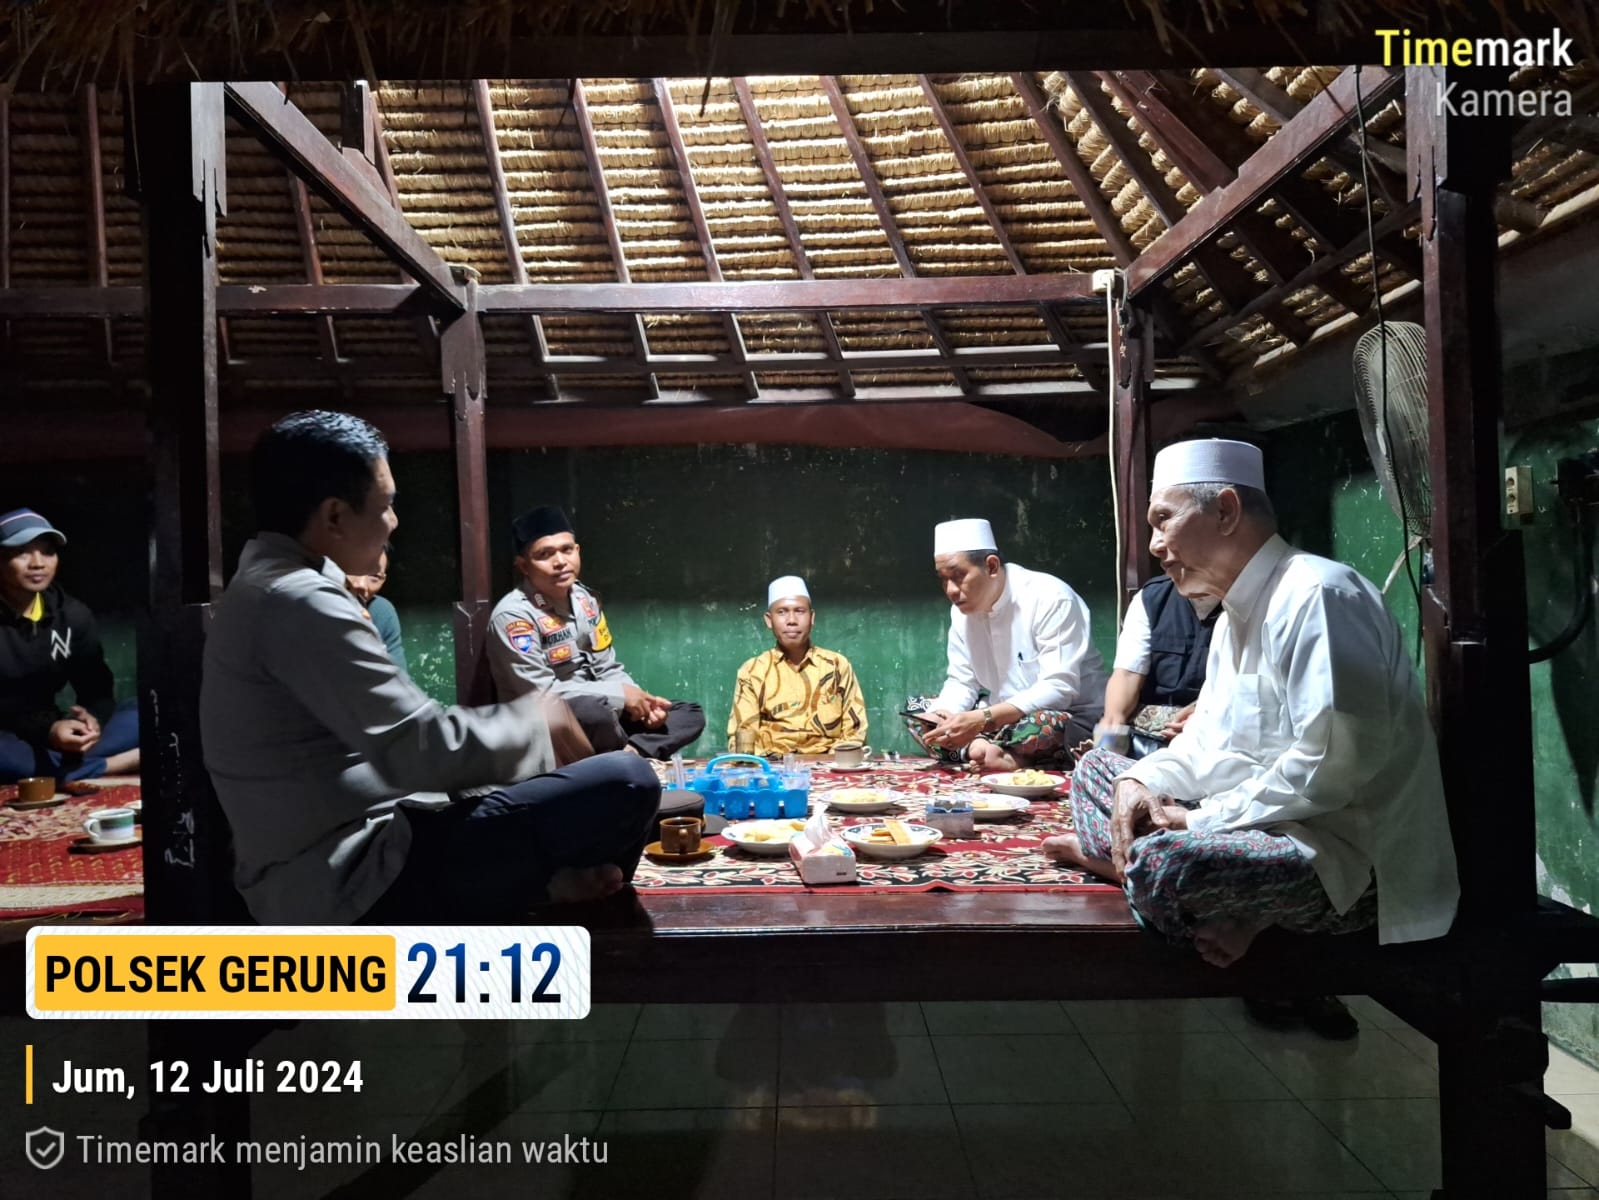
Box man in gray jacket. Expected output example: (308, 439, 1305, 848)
(202, 412, 660, 925)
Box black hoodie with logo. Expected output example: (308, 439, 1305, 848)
(0, 584, 116, 768)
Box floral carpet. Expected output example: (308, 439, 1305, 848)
(0, 782, 145, 917)
(635, 761, 1118, 895)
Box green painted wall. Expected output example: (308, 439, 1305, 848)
(1264, 410, 1599, 1066)
(7, 445, 1122, 760)
(484, 444, 1120, 756)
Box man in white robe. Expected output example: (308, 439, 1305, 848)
(912, 518, 1107, 769)
(1048, 439, 1459, 968)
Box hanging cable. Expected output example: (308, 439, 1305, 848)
(1529, 505, 1596, 663)
(1106, 271, 1124, 631)
(1355, 70, 1426, 663)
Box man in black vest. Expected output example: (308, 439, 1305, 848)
(1093, 574, 1218, 759)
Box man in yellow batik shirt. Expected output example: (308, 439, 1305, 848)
(727, 576, 868, 755)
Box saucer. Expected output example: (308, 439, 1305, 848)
(9, 795, 66, 811)
(828, 762, 875, 773)
(70, 834, 142, 854)
(644, 840, 714, 865)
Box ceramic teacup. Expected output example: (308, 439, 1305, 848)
(660, 816, 704, 855)
(833, 741, 872, 768)
(83, 807, 137, 844)
(16, 776, 56, 805)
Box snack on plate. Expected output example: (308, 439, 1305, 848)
(1002, 770, 1058, 787)
(828, 788, 887, 804)
(739, 819, 807, 843)
(870, 819, 913, 845)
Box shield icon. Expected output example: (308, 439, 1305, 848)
(25, 1125, 65, 1170)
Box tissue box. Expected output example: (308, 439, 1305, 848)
(789, 825, 858, 885)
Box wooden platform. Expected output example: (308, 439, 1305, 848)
(586, 886, 1463, 1006)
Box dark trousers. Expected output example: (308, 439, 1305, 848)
(363, 751, 661, 922)
(0, 697, 140, 783)
(567, 696, 706, 760)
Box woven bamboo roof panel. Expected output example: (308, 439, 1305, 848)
(4, 64, 1599, 411)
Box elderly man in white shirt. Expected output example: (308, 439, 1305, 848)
(912, 518, 1108, 770)
(1047, 439, 1459, 968)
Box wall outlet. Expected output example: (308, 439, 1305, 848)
(1506, 465, 1535, 521)
(1091, 269, 1117, 294)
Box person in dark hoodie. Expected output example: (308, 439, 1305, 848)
(0, 508, 139, 782)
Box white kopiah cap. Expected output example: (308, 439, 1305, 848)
(934, 518, 997, 557)
(767, 575, 810, 608)
(1151, 438, 1265, 492)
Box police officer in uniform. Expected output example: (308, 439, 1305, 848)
(488, 506, 705, 759)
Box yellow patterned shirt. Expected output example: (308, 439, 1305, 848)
(727, 646, 868, 755)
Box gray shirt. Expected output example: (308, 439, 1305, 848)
(201, 533, 555, 924)
(488, 580, 635, 710)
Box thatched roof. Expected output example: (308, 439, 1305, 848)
(5, 62, 1599, 441)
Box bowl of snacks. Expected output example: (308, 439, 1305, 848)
(980, 770, 1067, 799)
(722, 818, 810, 856)
(841, 819, 943, 860)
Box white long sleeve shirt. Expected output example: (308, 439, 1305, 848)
(932, 562, 1108, 722)
(1119, 535, 1459, 944)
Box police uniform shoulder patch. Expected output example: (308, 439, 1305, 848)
(579, 594, 599, 621)
(593, 612, 613, 651)
(504, 618, 536, 656)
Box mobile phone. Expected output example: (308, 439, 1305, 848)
(898, 709, 941, 726)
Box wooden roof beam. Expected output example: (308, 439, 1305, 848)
(1214, 67, 1540, 246)
(569, 78, 658, 399)
(367, 88, 441, 374)
(1126, 65, 1402, 297)
(1063, 71, 1310, 345)
(653, 79, 759, 402)
(820, 76, 971, 394)
(1180, 201, 1417, 353)
(737, 80, 851, 398)
(1109, 70, 1373, 317)
(0, 274, 1101, 319)
(277, 82, 343, 384)
(1009, 72, 1221, 377)
(79, 85, 114, 365)
(919, 74, 1102, 393)
(473, 80, 558, 400)
(223, 81, 463, 314)
(222, 342, 1087, 379)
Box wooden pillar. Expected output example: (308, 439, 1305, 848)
(131, 81, 253, 1199)
(132, 82, 231, 919)
(444, 266, 494, 705)
(1110, 286, 1155, 615)
(1409, 64, 1544, 1200)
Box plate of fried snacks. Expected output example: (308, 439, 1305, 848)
(820, 787, 904, 815)
(952, 793, 1032, 820)
(841, 820, 944, 860)
(980, 770, 1067, 798)
(722, 818, 810, 856)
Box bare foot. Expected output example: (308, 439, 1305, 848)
(1193, 918, 1268, 968)
(547, 864, 625, 904)
(967, 739, 1019, 771)
(1041, 833, 1119, 881)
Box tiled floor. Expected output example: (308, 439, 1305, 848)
(11, 999, 1599, 1197)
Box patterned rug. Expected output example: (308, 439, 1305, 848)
(0, 782, 145, 917)
(636, 760, 1118, 895)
